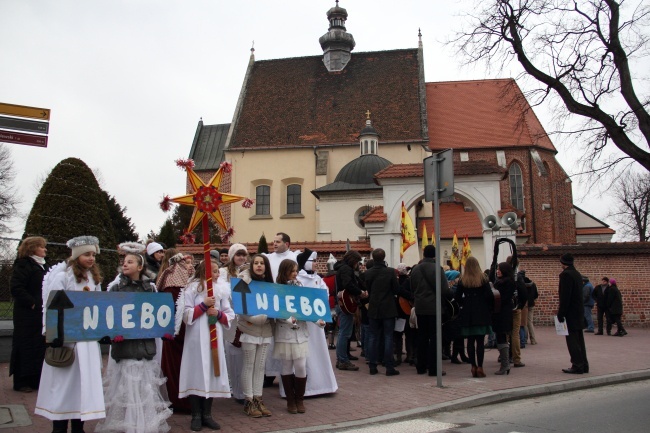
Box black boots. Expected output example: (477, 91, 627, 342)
(201, 398, 221, 430)
(52, 420, 68, 433)
(70, 419, 84, 433)
(280, 374, 297, 414)
(495, 344, 511, 375)
(189, 395, 203, 431)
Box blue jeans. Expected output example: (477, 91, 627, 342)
(336, 306, 354, 363)
(368, 317, 395, 370)
(584, 305, 594, 331)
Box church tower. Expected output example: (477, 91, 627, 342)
(319, 1, 356, 72)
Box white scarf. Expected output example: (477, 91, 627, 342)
(30, 255, 46, 268)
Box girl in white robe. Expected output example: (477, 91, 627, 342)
(35, 236, 105, 433)
(177, 258, 234, 431)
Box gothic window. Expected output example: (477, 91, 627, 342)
(509, 163, 524, 210)
(286, 184, 301, 214)
(255, 185, 270, 215)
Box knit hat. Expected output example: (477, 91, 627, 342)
(209, 249, 220, 259)
(609, 278, 617, 285)
(118, 242, 145, 255)
(67, 236, 100, 260)
(228, 243, 247, 261)
(396, 263, 409, 275)
(296, 248, 315, 271)
(146, 242, 164, 256)
(560, 253, 574, 266)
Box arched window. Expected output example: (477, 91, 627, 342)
(255, 185, 270, 215)
(509, 163, 524, 210)
(286, 184, 301, 214)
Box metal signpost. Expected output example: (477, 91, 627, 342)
(0, 102, 50, 147)
(423, 148, 454, 387)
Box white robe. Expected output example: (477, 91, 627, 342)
(264, 250, 298, 282)
(278, 270, 338, 397)
(35, 267, 105, 421)
(178, 276, 234, 399)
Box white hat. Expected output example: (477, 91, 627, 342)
(67, 236, 100, 260)
(146, 242, 164, 256)
(228, 243, 248, 261)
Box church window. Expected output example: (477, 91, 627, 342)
(509, 163, 524, 210)
(256, 185, 270, 215)
(287, 184, 301, 214)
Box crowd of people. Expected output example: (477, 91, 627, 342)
(8, 233, 629, 432)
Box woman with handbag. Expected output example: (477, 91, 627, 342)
(35, 236, 105, 433)
(10, 236, 49, 393)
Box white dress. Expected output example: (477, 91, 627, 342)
(278, 271, 338, 397)
(35, 265, 106, 421)
(177, 275, 234, 399)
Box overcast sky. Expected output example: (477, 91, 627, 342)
(0, 0, 635, 241)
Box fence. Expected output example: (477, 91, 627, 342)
(0, 237, 19, 319)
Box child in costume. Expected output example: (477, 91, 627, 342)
(95, 251, 172, 433)
(236, 253, 275, 418)
(35, 236, 105, 433)
(274, 259, 325, 414)
(177, 258, 234, 431)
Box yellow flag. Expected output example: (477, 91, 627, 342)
(421, 221, 429, 251)
(461, 234, 471, 266)
(450, 230, 460, 270)
(430, 228, 436, 247)
(400, 201, 416, 258)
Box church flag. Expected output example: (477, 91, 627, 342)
(421, 221, 429, 251)
(461, 234, 472, 266)
(400, 201, 416, 258)
(450, 230, 460, 270)
(430, 228, 436, 247)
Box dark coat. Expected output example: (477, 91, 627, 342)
(593, 284, 607, 309)
(454, 279, 494, 328)
(492, 277, 515, 333)
(558, 265, 584, 331)
(410, 258, 451, 316)
(334, 261, 363, 296)
(605, 284, 623, 315)
(10, 257, 49, 380)
(364, 262, 399, 320)
(526, 279, 539, 308)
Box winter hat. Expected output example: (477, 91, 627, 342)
(67, 236, 100, 260)
(209, 249, 220, 260)
(560, 253, 574, 266)
(228, 243, 248, 261)
(396, 263, 409, 275)
(296, 248, 313, 271)
(146, 242, 164, 256)
(609, 278, 617, 285)
(581, 275, 589, 282)
(118, 242, 145, 255)
(423, 245, 436, 258)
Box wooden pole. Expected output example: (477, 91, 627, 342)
(202, 216, 220, 377)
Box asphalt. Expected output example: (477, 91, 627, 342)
(1, 326, 648, 433)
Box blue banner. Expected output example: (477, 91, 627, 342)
(230, 278, 331, 322)
(45, 291, 175, 343)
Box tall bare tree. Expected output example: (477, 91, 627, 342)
(609, 171, 650, 241)
(453, 0, 650, 173)
(0, 144, 19, 234)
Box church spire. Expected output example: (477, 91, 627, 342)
(319, 1, 355, 72)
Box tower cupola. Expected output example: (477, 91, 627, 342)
(319, 1, 355, 72)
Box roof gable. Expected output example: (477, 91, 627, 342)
(426, 79, 556, 152)
(230, 49, 426, 149)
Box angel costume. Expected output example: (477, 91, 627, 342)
(35, 263, 106, 422)
(278, 270, 338, 397)
(177, 274, 235, 399)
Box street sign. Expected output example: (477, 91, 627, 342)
(0, 115, 49, 134)
(0, 102, 50, 121)
(0, 130, 48, 147)
(230, 278, 332, 322)
(423, 148, 454, 201)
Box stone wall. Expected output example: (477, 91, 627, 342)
(518, 242, 650, 328)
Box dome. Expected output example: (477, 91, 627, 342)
(334, 154, 391, 185)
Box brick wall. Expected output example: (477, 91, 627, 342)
(518, 243, 650, 328)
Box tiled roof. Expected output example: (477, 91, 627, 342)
(576, 227, 616, 235)
(188, 121, 230, 170)
(176, 240, 373, 255)
(374, 161, 506, 181)
(420, 202, 484, 238)
(426, 79, 556, 152)
(362, 206, 387, 223)
(518, 242, 650, 256)
(230, 49, 426, 149)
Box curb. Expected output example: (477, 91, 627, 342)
(267, 369, 650, 433)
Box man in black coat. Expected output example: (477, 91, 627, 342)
(592, 276, 609, 335)
(364, 248, 400, 376)
(557, 253, 589, 374)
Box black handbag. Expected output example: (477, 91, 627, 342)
(45, 345, 75, 368)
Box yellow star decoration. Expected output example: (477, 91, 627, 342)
(169, 167, 245, 232)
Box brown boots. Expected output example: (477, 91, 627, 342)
(281, 374, 308, 414)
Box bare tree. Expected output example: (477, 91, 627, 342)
(0, 144, 19, 234)
(609, 171, 650, 241)
(452, 0, 650, 174)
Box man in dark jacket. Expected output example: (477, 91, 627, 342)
(592, 277, 609, 335)
(410, 245, 451, 376)
(582, 276, 595, 332)
(364, 248, 400, 376)
(558, 254, 589, 374)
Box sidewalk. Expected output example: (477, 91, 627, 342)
(1, 327, 649, 432)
